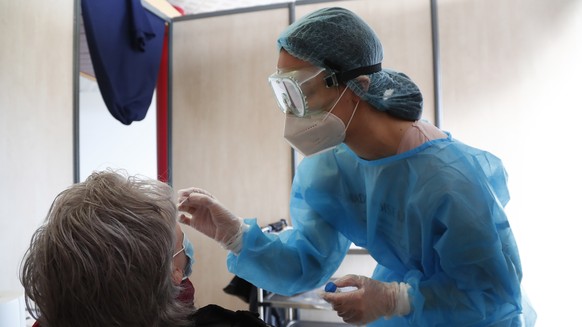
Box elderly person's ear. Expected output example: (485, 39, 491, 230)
(172, 266, 185, 285)
(355, 76, 370, 93)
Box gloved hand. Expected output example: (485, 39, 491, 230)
(177, 187, 247, 253)
(321, 274, 411, 325)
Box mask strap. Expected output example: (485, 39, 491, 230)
(324, 86, 349, 119)
(345, 100, 359, 131)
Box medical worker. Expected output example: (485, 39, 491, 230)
(178, 7, 535, 326)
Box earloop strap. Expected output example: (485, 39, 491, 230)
(324, 86, 349, 119)
(345, 100, 359, 131)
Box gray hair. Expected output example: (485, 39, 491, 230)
(20, 170, 191, 327)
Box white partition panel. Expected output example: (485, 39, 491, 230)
(172, 7, 292, 310)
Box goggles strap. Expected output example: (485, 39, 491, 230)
(323, 61, 382, 86)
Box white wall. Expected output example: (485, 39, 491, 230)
(0, 0, 157, 300)
(79, 77, 157, 181)
(0, 0, 74, 295)
(439, 0, 582, 325)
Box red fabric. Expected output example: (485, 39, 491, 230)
(156, 6, 183, 183)
(173, 6, 185, 15)
(177, 278, 196, 306)
(156, 25, 169, 183)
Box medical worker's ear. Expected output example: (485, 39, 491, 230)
(355, 75, 371, 93)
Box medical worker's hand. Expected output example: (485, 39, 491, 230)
(322, 274, 411, 325)
(177, 187, 247, 253)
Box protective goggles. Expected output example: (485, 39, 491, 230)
(268, 67, 338, 117)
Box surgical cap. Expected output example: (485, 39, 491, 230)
(277, 7, 423, 121)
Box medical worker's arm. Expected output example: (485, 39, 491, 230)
(178, 186, 351, 296)
(226, 213, 351, 296)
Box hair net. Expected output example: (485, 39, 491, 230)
(277, 7, 423, 121)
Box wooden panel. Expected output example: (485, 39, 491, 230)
(0, 0, 74, 291)
(171, 8, 292, 310)
(296, 0, 435, 123)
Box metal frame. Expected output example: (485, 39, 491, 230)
(72, 0, 442, 199)
(430, 0, 442, 128)
(73, 0, 81, 183)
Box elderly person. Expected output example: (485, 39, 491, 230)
(20, 171, 270, 327)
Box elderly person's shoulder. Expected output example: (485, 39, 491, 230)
(32, 304, 271, 327)
(190, 304, 273, 327)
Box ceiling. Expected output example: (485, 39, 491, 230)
(167, 0, 290, 14)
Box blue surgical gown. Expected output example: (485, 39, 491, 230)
(228, 134, 535, 326)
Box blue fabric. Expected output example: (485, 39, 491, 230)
(228, 134, 535, 326)
(81, 0, 165, 125)
(183, 234, 195, 277)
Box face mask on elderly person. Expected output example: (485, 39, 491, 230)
(172, 226, 196, 306)
(173, 230, 195, 280)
